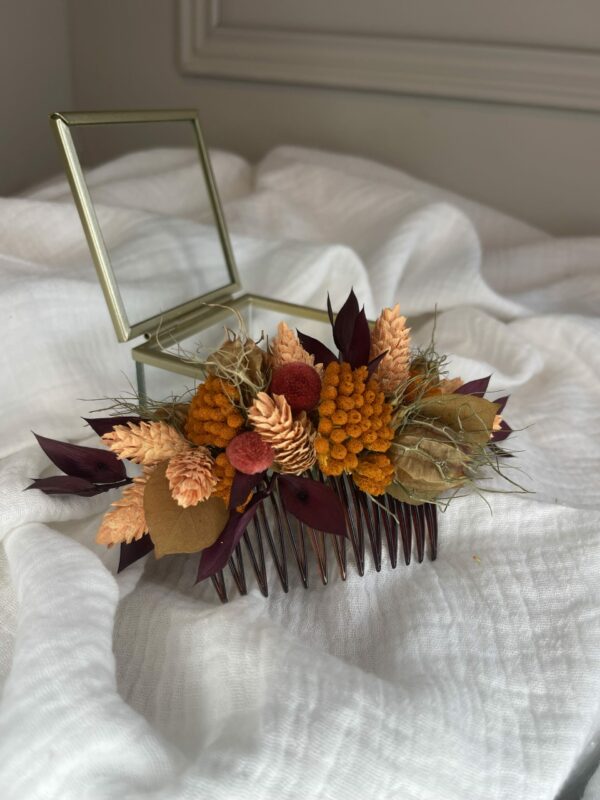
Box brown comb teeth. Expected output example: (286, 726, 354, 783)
(210, 474, 438, 603)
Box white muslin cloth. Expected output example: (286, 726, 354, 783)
(0, 146, 599, 800)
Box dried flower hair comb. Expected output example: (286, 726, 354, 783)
(29, 290, 515, 602)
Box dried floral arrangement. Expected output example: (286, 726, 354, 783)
(28, 290, 516, 600)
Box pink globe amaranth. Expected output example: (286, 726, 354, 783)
(270, 362, 322, 412)
(226, 431, 275, 475)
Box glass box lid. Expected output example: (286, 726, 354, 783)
(50, 110, 241, 343)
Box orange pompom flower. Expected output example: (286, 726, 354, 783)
(315, 361, 394, 478)
(211, 451, 236, 506)
(185, 375, 244, 448)
(352, 453, 395, 496)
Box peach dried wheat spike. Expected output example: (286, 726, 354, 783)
(102, 420, 190, 465)
(369, 304, 411, 394)
(270, 321, 323, 376)
(96, 470, 152, 546)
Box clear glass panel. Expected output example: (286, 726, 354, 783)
(69, 120, 233, 329)
(159, 300, 336, 365)
(136, 296, 336, 399)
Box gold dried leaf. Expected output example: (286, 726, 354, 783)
(385, 481, 438, 506)
(392, 425, 469, 495)
(143, 462, 228, 558)
(209, 337, 270, 386)
(395, 455, 465, 494)
(437, 377, 464, 395)
(417, 394, 499, 445)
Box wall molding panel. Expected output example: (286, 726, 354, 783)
(179, 0, 600, 113)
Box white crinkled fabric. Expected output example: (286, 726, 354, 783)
(0, 146, 599, 800)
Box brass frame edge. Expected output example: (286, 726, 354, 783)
(132, 294, 333, 378)
(49, 109, 241, 343)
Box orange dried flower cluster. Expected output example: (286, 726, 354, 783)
(212, 451, 236, 505)
(185, 376, 244, 448)
(211, 451, 253, 510)
(315, 362, 394, 477)
(352, 453, 395, 496)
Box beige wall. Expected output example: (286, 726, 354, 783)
(66, 0, 600, 235)
(0, 0, 73, 195)
(217, 0, 600, 48)
(2, 0, 600, 235)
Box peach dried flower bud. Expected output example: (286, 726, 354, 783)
(166, 447, 217, 508)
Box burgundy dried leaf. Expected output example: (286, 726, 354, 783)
(456, 376, 491, 398)
(332, 288, 359, 355)
(367, 350, 388, 378)
(326, 293, 335, 327)
(491, 420, 512, 443)
(229, 470, 265, 511)
(33, 433, 127, 484)
(494, 396, 510, 414)
(26, 475, 101, 497)
(118, 533, 154, 573)
(278, 474, 347, 537)
(84, 416, 144, 438)
(197, 493, 267, 582)
(346, 307, 371, 368)
(297, 330, 337, 367)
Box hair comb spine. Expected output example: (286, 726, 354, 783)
(210, 475, 438, 602)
